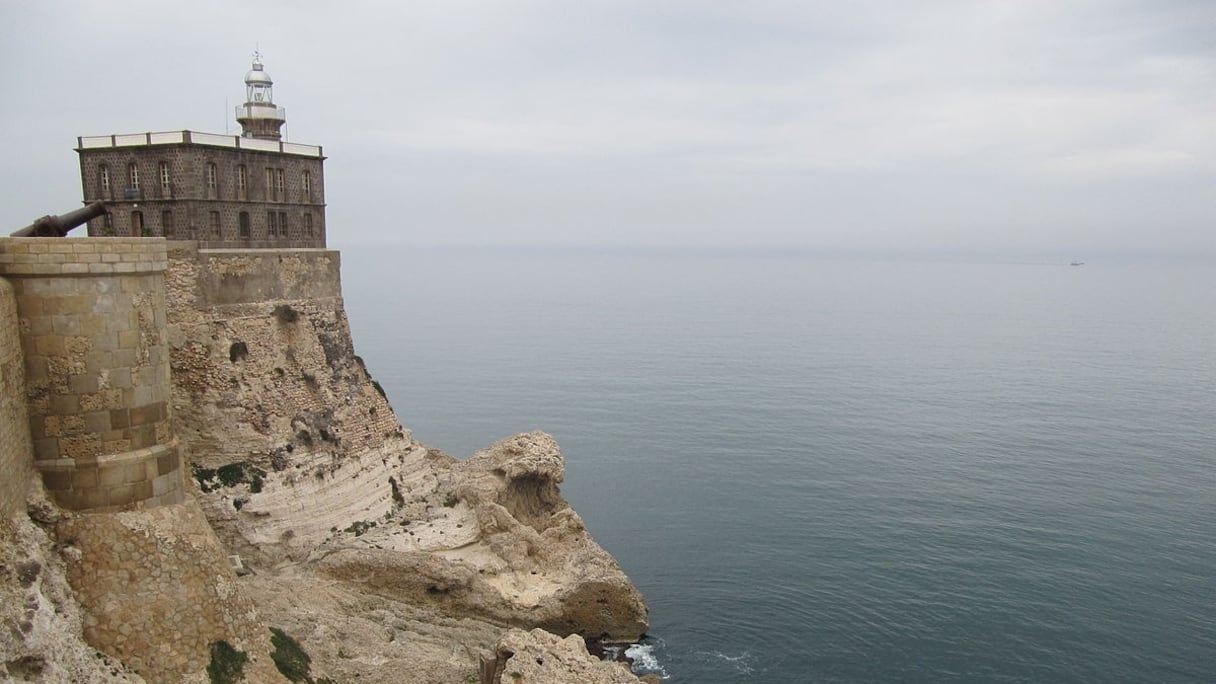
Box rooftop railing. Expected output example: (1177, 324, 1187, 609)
(77, 131, 322, 158)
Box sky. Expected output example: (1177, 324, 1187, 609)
(0, 0, 1212, 257)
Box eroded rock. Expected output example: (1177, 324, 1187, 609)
(483, 628, 644, 684)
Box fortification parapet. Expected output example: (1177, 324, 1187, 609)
(0, 237, 183, 510)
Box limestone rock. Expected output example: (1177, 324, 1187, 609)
(0, 510, 144, 683)
(484, 628, 643, 684)
(313, 432, 648, 642)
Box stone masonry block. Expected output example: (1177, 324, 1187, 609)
(117, 329, 139, 348)
(83, 410, 112, 433)
(41, 470, 71, 491)
(109, 408, 130, 429)
(133, 479, 153, 501)
(129, 402, 165, 426)
(157, 452, 179, 476)
(106, 484, 135, 507)
(73, 468, 99, 490)
(98, 464, 126, 488)
(70, 374, 100, 395)
(123, 462, 148, 484)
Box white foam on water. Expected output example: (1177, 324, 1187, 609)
(626, 643, 670, 679)
(694, 650, 755, 675)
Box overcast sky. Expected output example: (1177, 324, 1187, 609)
(1, 0, 1212, 256)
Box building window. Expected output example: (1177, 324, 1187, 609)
(276, 169, 285, 201)
(267, 211, 277, 237)
(265, 168, 274, 201)
(99, 165, 110, 197)
(302, 170, 311, 198)
(161, 210, 174, 237)
(206, 163, 217, 197)
(279, 212, 288, 238)
(159, 161, 171, 195)
(238, 211, 250, 239)
(209, 211, 221, 238)
(237, 165, 247, 199)
(303, 212, 313, 238)
(131, 210, 144, 236)
(128, 163, 140, 191)
(102, 213, 114, 235)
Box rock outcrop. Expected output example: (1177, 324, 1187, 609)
(483, 628, 645, 684)
(314, 433, 648, 640)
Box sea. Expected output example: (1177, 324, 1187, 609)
(338, 245, 1215, 683)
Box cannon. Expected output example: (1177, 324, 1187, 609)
(11, 201, 108, 237)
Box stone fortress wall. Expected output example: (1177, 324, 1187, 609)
(0, 238, 183, 512)
(0, 277, 35, 518)
(0, 236, 286, 683)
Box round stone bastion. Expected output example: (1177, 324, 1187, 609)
(0, 237, 183, 511)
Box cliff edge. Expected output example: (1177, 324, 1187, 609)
(164, 244, 649, 680)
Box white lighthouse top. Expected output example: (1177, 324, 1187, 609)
(244, 54, 275, 104)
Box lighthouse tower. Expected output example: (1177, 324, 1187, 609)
(235, 53, 286, 140)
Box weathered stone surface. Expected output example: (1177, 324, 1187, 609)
(312, 432, 648, 642)
(0, 501, 144, 683)
(485, 628, 644, 684)
(55, 500, 287, 683)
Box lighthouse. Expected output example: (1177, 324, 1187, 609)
(235, 53, 287, 141)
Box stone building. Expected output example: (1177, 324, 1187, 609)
(77, 56, 326, 248)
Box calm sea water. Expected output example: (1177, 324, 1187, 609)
(339, 246, 1215, 683)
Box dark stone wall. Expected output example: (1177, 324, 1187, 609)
(77, 140, 326, 248)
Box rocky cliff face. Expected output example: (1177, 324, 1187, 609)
(161, 246, 649, 681)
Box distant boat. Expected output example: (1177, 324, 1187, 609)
(1070, 261, 1085, 266)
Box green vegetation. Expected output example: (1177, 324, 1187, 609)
(206, 640, 247, 684)
(193, 462, 266, 494)
(344, 519, 377, 536)
(270, 627, 311, 682)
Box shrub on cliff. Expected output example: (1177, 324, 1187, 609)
(206, 640, 247, 684)
(270, 627, 311, 682)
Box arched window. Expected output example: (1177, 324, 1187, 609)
(99, 165, 110, 197)
(238, 211, 250, 239)
(209, 211, 221, 238)
(128, 163, 140, 191)
(206, 163, 218, 198)
(236, 165, 247, 199)
(131, 210, 144, 236)
(302, 170, 311, 199)
(303, 212, 313, 238)
(159, 161, 171, 196)
(161, 210, 174, 237)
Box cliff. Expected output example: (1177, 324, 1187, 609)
(0, 238, 648, 683)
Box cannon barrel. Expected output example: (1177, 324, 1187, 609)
(11, 201, 108, 237)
